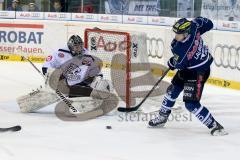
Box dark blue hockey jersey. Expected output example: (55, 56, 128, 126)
(171, 17, 214, 71)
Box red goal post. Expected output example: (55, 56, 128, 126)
(84, 28, 131, 108)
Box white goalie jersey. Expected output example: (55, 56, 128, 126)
(43, 46, 89, 71)
(43, 46, 101, 86)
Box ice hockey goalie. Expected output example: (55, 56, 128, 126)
(17, 35, 118, 121)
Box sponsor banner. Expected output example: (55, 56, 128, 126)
(0, 54, 45, 63)
(147, 16, 176, 26)
(44, 12, 71, 21)
(216, 20, 240, 31)
(16, 12, 44, 20)
(1, 52, 239, 90)
(0, 19, 238, 91)
(212, 43, 240, 71)
(211, 20, 218, 29)
(208, 31, 240, 83)
(71, 13, 98, 22)
(98, 14, 122, 23)
(166, 71, 240, 90)
(207, 77, 240, 90)
(0, 22, 45, 56)
(123, 15, 148, 24)
(0, 11, 15, 19)
(0, 11, 238, 32)
(201, 0, 240, 22)
(177, 0, 194, 18)
(105, 0, 160, 16)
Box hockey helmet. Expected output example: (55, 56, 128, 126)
(172, 18, 191, 34)
(67, 35, 83, 56)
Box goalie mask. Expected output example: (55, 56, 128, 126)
(67, 35, 84, 56)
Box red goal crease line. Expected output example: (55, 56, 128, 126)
(0, 23, 44, 29)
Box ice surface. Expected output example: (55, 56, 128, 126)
(0, 61, 240, 160)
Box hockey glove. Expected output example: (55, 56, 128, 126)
(167, 57, 176, 70)
(42, 67, 48, 75)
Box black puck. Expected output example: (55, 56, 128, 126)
(106, 126, 112, 129)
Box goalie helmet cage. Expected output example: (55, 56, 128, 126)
(84, 28, 131, 108)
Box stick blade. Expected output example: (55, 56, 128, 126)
(12, 125, 22, 131)
(0, 125, 22, 132)
(117, 106, 138, 112)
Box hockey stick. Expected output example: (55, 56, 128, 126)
(117, 68, 170, 112)
(0, 125, 21, 132)
(22, 56, 80, 114)
(24, 57, 44, 77)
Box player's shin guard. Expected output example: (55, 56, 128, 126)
(185, 102, 228, 135)
(159, 85, 182, 115)
(149, 85, 182, 127)
(185, 102, 215, 128)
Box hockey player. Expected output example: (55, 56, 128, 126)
(42, 34, 103, 97)
(42, 34, 87, 75)
(148, 17, 228, 136)
(17, 35, 118, 119)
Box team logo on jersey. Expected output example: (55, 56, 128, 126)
(58, 52, 65, 58)
(63, 63, 81, 81)
(46, 55, 52, 61)
(187, 32, 201, 60)
(82, 57, 91, 66)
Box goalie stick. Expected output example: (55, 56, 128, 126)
(117, 68, 170, 112)
(22, 56, 80, 114)
(0, 125, 21, 132)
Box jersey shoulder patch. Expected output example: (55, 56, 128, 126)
(46, 55, 53, 62)
(58, 52, 65, 58)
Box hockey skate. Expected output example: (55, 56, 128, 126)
(210, 121, 228, 136)
(148, 112, 169, 128)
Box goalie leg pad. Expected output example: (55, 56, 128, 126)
(55, 97, 104, 121)
(44, 68, 70, 95)
(55, 91, 117, 121)
(47, 68, 72, 95)
(17, 89, 59, 113)
(90, 76, 118, 114)
(90, 77, 112, 93)
(90, 89, 119, 114)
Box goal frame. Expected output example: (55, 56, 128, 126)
(84, 28, 131, 108)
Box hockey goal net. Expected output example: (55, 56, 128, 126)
(84, 28, 151, 108)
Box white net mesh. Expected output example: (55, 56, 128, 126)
(84, 29, 165, 107)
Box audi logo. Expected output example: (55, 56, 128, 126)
(86, 15, 94, 19)
(147, 37, 164, 59)
(31, 13, 41, 17)
(213, 44, 240, 70)
(0, 12, 9, 17)
(59, 14, 67, 18)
